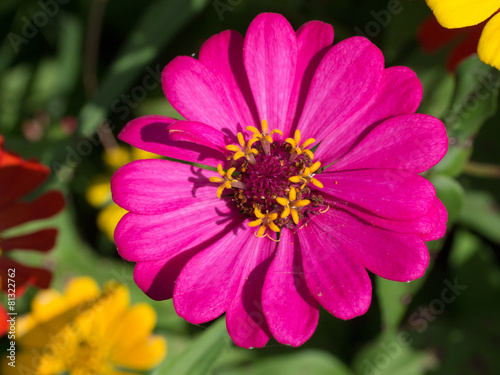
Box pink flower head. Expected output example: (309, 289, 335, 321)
(111, 13, 449, 348)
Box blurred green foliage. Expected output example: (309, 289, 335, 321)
(1, 0, 500, 374)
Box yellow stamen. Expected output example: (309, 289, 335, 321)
(276, 188, 310, 225)
(289, 162, 324, 190)
(246, 120, 282, 151)
(210, 164, 240, 198)
(285, 129, 316, 160)
(249, 207, 280, 237)
(226, 132, 259, 162)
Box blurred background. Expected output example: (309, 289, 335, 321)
(1, 0, 500, 374)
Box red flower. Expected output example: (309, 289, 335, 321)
(0, 135, 64, 335)
(418, 15, 490, 72)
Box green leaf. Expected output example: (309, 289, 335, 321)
(427, 174, 464, 224)
(430, 147, 471, 178)
(434, 56, 500, 177)
(352, 330, 437, 375)
(154, 318, 230, 375)
(410, 229, 500, 374)
(78, 0, 209, 136)
(376, 277, 426, 331)
(458, 191, 500, 243)
(0, 64, 33, 131)
(216, 350, 353, 375)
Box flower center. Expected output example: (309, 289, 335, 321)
(210, 120, 327, 238)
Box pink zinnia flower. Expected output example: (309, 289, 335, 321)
(111, 13, 449, 348)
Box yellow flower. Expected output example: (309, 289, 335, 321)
(2, 276, 166, 375)
(425, 0, 500, 68)
(86, 146, 159, 241)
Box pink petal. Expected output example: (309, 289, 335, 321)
(297, 219, 372, 320)
(316, 66, 423, 164)
(118, 115, 225, 167)
(225, 231, 276, 348)
(199, 30, 259, 128)
(173, 226, 259, 324)
(262, 229, 319, 346)
(420, 197, 448, 241)
(243, 13, 297, 132)
(163, 56, 240, 133)
(112, 160, 217, 215)
(114, 195, 243, 262)
(167, 120, 229, 152)
(319, 169, 436, 220)
(329, 114, 448, 173)
(316, 208, 429, 281)
(297, 37, 384, 140)
(286, 21, 334, 135)
(333, 198, 441, 237)
(133, 217, 245, 301)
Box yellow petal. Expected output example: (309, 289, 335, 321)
(97, 204, 128, 241)
(257, 225, 266, 237)
(109, 303, 157, 352)
(64, 276, 101, 307)
(96, 282, 130, 330)
(289, 176, 301, 183)
(86, 176, 112, 207)
(103, 146, 131, 170)
(31, 289, 66, 321)
(289, 187, 297, 201)
(478, 13, 500, 69)
(131, 147, 160, 161)
(291, 209, 300, 225)
(112, 335, 167, 371)
(425, 0, 500, 28)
